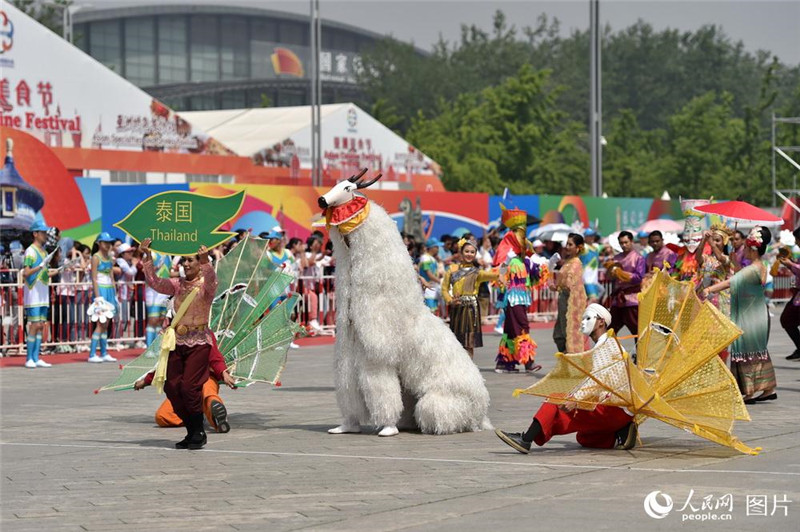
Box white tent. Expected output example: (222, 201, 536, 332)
(182, 103, 438, 176)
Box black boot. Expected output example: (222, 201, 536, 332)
(175, 417, 192, 450)
(187, 412, 207, 450)
(210, 400, 230, 433)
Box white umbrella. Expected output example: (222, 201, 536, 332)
(530, 223, 573, 241)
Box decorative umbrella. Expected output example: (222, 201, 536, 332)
(637, 218, 684, 234)
(693, 201, 783, 226)
(530, 223, 574, 241)
(514, 269, 758, 455)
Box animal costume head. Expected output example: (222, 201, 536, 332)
(493, 205, 528, 267)
(318, 168, 382, 235)
(680, 198, 711, 253)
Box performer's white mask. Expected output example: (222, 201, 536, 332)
(580, 303, 612, 336)
(580, 311, 598, 335)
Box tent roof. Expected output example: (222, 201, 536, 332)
(181, 104, 349, 157)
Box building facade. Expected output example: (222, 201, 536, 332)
(73, 4, 391, 111)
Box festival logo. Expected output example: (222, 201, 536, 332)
(271, 47, 304, 77)
(0, 10, 14, 54)
(643, 490, 673, 519)
(347, 107, 357, 129)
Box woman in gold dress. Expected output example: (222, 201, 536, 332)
(442, 239, 499, 360)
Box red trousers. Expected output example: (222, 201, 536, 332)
(163, 343, 211, 422)
(533, 403, 633, 449)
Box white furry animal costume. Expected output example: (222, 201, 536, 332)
(319, 170, 491, 437)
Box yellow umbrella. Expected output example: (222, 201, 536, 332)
(514, 269, 760, 455)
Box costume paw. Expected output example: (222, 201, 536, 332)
(378, 426, 399, 437)
(328, 424, 362, 434)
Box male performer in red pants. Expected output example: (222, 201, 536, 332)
(141, 237, 217, 450)
(495, 303, 637, 453)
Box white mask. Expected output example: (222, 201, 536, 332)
(580, 311, 598, 336)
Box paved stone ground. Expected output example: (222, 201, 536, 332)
(2, 320, 799, 531)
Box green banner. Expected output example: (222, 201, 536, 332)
(114, 191, 244, 256)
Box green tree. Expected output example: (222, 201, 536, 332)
(602, 110, 667, 198)
(369, 98, 403, 133)
(664, 91, 753, 201)
(407, 65, 588, 195)
(356, 37, 447, 133)
(11, 0, 72, 35)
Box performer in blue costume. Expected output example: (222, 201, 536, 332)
(88, 233, 118, 363)
(21, 222, 58, 368)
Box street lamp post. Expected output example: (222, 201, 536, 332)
(44, 2, 87, 44)
(589, 0, 602, 197)
(309, 0, 322, 186)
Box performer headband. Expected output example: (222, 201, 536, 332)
(458, 238, 477, 251)
(710, 223, 733, 246)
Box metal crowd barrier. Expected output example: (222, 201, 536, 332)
(2, 269, 795, 356)
(0, 278, 149, 356)
(771, 272, 795, 303)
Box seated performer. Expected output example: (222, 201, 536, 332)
(495, 303, 637, 453)
(140, 237, 218, 450)
(134, 337, 236, 433)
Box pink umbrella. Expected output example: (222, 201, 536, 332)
(637, 218, 684, 234)
(693, 201, 783, 226)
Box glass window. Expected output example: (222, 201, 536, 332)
(279, 21, 306, 46)
(89, 20, 122, 74)
(277, 89, 306, 107)
(124, 17, 156, 86)
(334, 31, 357, 52)
(160, 96, 187, 111)
(2, 188, 16, 215)
(158, 16, 188, 84)
(251, 18, 278, 42)
(220, 91, 246, 109)
(109, 171, 147, 184)
(188, 94, 218, 110)
(321, 29, 334, 49)
(187, 174, 234, 184)
(190, 16, 219, 82)
(221, 17, 249, 80)
(246, 89, 276, 108)
(74, 23, 89, 52)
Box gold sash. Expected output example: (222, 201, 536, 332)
(152, 287, 200, 394)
